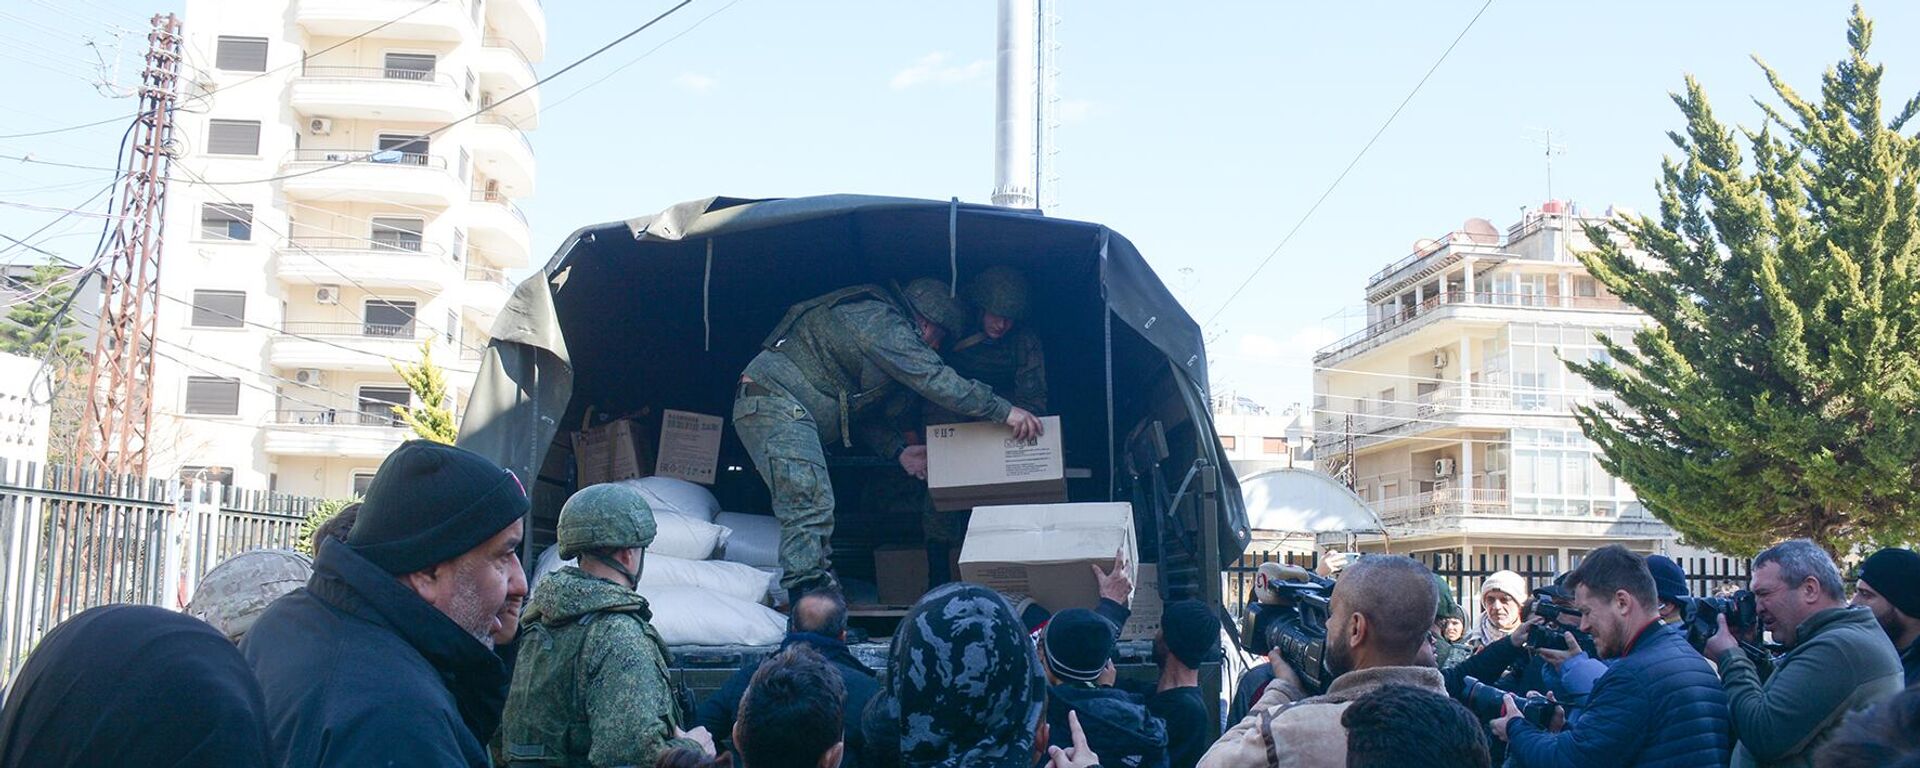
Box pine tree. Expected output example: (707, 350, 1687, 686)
(0, 259, 85, 360)
(1569, 5, 1920, 557)
(391, 339, 458, 444)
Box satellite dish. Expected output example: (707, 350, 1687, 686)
(1413, 238, 1441, 255)
(1461, 218, 1500, 244)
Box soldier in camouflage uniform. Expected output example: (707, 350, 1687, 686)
(184, 548, 313, 643)
(498, 483, 714, 767)
(734, 278, 1043, 598)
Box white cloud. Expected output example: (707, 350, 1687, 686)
(890, 53, 990, 90)
(674, 72, 717, 92)
(1058, 99, 1096, 124)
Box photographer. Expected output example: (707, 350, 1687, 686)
(1700, 539, 1902, 767)
(1200, 556, 1445, 768)
(1494, 545, 1731, 767)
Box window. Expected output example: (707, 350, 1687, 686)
(369, 217, 425, 252)
(1572, 276, 1599, 298)
(1516, 275, 1549, 307)
(214, 36, 268, 72)
(206, 120, 261, 155)
(457, 148, 470, 184)
(352, 472, 377, 496)
(464, 70, 476, 103)
(383, 52, 436, 81)
(1220, 435, 1237, 452)
(445, 310, 459, 345)
(363, 299, 416, 337)
(451, 229, 466, 262)
(358, 385, 411, 425)
(198, 202, 253, 241)
(185, 376, 241, 415)
(375, 134, 430, 165)
(190, 290, 246, 328)
(1262, 437, 1287, 455)
(178, 465, 236, 486)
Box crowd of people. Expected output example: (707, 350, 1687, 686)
(0, 436, 1917, 768)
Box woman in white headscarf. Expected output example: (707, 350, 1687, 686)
(1469, 569, 1529, 649)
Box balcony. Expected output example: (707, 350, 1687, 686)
(470, 114, 535, 195)
(271, 321, 440, 373)
(290, 66, 470, 123)
(1364, 487, 1672, 543)
(279, 149, 464, 207)
(297, 0, 470, 43)
(1367, 231, 1509, 294)
(476, 38, 540, 128)
(464, 189, 531, 267)
(1315, 384, 1622, 451)
(1315, 290, 1635, 364)
(274, 238, 458, 291)
(264, 408, 407, 459)
(456, 264, 514, 322)
(486, 0, 547, 63)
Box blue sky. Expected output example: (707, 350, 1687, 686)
(4, 0, 1917, 413)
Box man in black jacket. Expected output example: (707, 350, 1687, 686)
(1150, 600, 1220, 768)
(1042, 608, 1170, 768)
(699, 588, 880, 767)
(243, 441, 529, 768)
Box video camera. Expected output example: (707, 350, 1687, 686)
(1680, 590, 1759, 651)
(1460, 676, 1557, 729)
(1525, 587, 1591, 652)
(1247, 563, 1336, 695)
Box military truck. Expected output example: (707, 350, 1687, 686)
(456, 194, 1250, 719)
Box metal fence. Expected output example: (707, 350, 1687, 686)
(0, 461, 315, 686)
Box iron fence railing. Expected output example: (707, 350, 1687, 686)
(297, 65, 461, 88)
(281, 320, 429, 339)
(285, 148, 447, 170)
(470, 189, 528, 226)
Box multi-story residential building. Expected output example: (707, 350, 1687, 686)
(152, 0, 544, 496)
(1212, 393, 1313, 476)
(1312, 201, 1679, 567)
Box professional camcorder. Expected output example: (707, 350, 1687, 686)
(1461, 676, 1557, 729)
(1681, 590, 1759, 651)
(1526, 587, 1591, 652)
(1246, 563, 1337, 695)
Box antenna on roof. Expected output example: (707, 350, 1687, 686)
(1525, 127, 1568, 202)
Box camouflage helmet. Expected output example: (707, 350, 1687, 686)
(898, 278, 970, 339)
(556, 482, 658, 560)
(185, 548, 314, 643)
(964, 266, 1032, 323)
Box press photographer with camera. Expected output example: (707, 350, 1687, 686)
(1200, 556, 1445, 768)
(1699, 539, 1902, 768)
(1492, 545, 1731, 768)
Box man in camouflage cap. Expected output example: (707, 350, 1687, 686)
(734, 278, 1043, 600)
(498, 483, 715, 766)
(185, 549, 313, 643)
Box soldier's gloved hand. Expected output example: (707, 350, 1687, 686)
(1006, 407, 1042, 441)
(899, 445, 930, 480)
(677, 726, 716, 756)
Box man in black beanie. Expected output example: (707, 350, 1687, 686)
(1853, 547, 1920, 686)
(1152, 600, 1221, 768)
(244, 440, 529, 768)
(1042, 608, 1170, 768)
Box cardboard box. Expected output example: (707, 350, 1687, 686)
(1119, 564, 1162, 641)
(926, 415, 1066, 512)
(873, 545, 964, 606)
(958, 502, 1137, 614)
(655, 409, 724, 485)
(573, 418, 651, 486)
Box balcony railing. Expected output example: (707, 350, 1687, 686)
(481, 35, 535, 71)
(1368, 231, 1507, 288)
(281, 320, 430, 339)
(1316, 386, 1623, 439)
(285, 149, 447, 170)
(280, 237, 449, 259)
(274, 409, 404, 427)
(297, 65, 461, 88)
(470, 189, 528, 226)
(476, 113, 534, 156)
(1372, 488, 1512, 525)
(465, 264, 511, 285)
(1316, 290, 1633, 362)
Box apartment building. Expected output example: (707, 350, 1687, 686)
(1312, 202, 1680, 567)
(1212, 393, 1313, 477)
(152, 0, 544, 496)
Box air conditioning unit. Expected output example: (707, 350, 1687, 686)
(308, 117, 332, 135)
(1433, 350, 1450, 369)
(293, 369, 325, 386)
(1434, 458, 1457, 479)
(315, 285, 341, 305)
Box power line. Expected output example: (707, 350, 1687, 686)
(0, 176, 123, 260)
(190, 0, 699, 187)
(1202, 0, 1495, 328)
(542, 0, 744, 114)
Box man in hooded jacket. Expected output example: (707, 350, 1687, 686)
(1043, 608, 1171, 768)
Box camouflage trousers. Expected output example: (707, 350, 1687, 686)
(733, 390, 835, 591)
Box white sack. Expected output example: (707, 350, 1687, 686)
(716, 512, 780, 568)
(651, 510, 731, 561)
(639, 554, 776, 604)
(642, 585, 787, 647)
(614, 477, 722, 523)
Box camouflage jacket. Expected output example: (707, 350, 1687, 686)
(499, 567, 698, 767)
(750, 285, 1012, 458)
(939, 326, 1046, 417)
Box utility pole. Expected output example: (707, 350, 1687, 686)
(80, 14, 181, 479)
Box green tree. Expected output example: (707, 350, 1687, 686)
(297, 497, 361, 557)
(0, 259, 85, 360)
(391, 339, 457, 444)
(1569, 5, 1920, 557)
